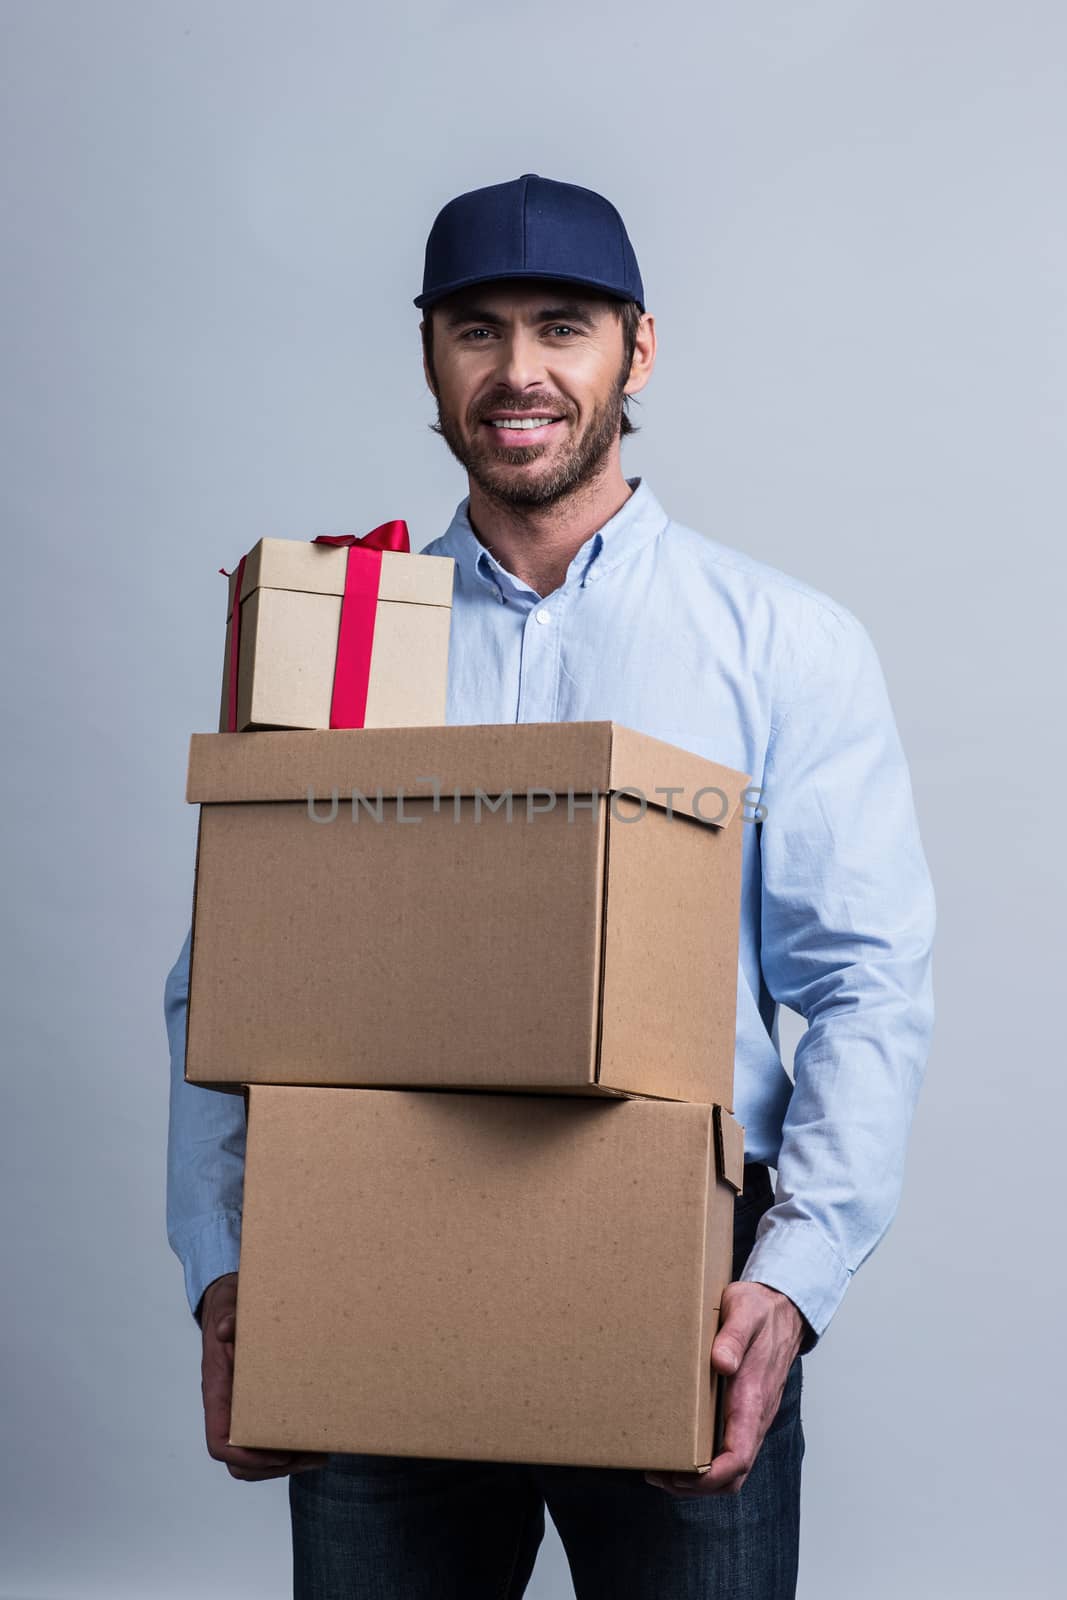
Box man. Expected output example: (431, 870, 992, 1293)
(166, 173, 936, 1597)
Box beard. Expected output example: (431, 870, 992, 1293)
(427, 359, 631, 511)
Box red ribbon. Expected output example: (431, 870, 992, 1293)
(220, 520, 410, 732)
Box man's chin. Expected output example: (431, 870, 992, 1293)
(470, 446, 559, 485)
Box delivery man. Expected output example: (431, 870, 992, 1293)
(165, 173, 936, 1599)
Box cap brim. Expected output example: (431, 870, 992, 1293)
(414, 269, 643, 312)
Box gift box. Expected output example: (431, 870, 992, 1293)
(227, 1084, 746, 1471)
(218, 522, 454, 732)
(183, 721, 751, 1105)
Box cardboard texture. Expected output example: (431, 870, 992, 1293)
(219, 537, 454, 731)
(185, 722, 751, 1104)
(228, 1085, 746, 1471)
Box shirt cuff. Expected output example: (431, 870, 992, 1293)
(171, 1211, 243, 1325)
(738, 1216, 852, 1353)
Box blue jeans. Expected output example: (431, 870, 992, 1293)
(290, 1164, 804, 1599)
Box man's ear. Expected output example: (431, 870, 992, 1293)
(624, 312, 656, 400)
(419, 321, 438, 398)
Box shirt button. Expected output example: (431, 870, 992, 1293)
(534, 608, 551, 625)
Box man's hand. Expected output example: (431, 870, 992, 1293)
(644, 1281, 804, 1498)
(200, 1272, 329, 1482)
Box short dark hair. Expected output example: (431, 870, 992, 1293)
(421, 295, 644, 438)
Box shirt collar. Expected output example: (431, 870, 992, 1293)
(435, 476, 670, 603)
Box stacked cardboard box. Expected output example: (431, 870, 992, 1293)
(185, 537, 751, 1472)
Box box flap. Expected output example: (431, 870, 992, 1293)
(607, 725, 751, 829)
(224, 536, 454, 620)
(713, 1106, 745, 1194)
(186, 721, 751, 812)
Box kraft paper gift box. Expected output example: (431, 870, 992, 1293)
(227, 1083, 746, 1472)
(183, 721, 752, 1105)
(218, 521, 454, 732)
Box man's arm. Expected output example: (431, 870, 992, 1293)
(166, 927, 328, 1479)
(739, 604, 937, 1339)
(165, 927, 245, 1320)
(648, 604, 935, 1499)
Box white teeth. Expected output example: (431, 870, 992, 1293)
(488, 417, 559, 429)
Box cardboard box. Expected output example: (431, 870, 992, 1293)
(228, 1084, 746, 1471)
(185, 722, 751, 1105)
(219, 536, 454, 731)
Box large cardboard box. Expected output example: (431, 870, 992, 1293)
(228, 1084, 746, 1471)
(219, 536, 454, 731)
(185, 722, 751, 1104)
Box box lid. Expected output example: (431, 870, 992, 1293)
(224, 537, 455, 620)
(186, 721, 752, 827)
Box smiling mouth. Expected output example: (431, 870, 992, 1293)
(482, 417, 566, 446)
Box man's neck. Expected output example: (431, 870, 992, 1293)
(466, 466, 635, 598)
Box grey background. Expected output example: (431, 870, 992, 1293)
(2, 1, 1061, 1596)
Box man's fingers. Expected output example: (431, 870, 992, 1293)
(226, 1446, 330, 1479)
(643, 1385, 759, 1499)
(647, 1286, 801, 1500)
(645, 1357, 767, 1497)
(714, 1432, 757, 1479)
(228, 1461, 315, 1482)
(644, 1458, 748, 1498)
(202, 1325, 238, 1461)
(218, 1445, 294, 1468)
(221, 1444, 328, 1472)
(203, 1399, 233, 1455)
(203, 1372, 327, 1471)
(702, 1343, 792, 1494)
(199, 1275, 330, 1482)
(721, 1365, 764, 1441)
(202, 1368, 234, 1446)
(645, 1437, 756, 1497)
(692, 1448, 751, 1494)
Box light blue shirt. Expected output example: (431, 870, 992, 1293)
(165, 476, 935, 1347)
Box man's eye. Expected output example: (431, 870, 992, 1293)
(460, 325, 577, 340)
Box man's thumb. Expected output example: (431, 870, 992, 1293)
(711, 1300, 755, 1375)
(711, 1332, 744, 1375)
(213, 1309, 236, 1343)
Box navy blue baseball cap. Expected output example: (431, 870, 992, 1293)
(414, 172, 645, 314)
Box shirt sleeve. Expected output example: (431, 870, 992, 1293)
(165, 926, 245, 1323)
(739, 607, 936, 1350)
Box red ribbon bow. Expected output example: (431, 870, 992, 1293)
(220, 520, 411, 731)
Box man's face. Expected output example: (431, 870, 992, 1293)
(422, 279, 636, 510)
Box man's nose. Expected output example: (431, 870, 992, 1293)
(491, 328, 551, 393)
